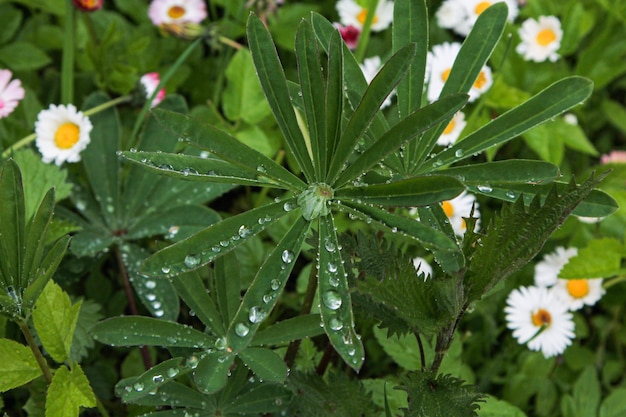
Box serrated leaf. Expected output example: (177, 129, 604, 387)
(238, 347, 288, 382)
(251, 314, 324, 346)
(45, 364, 96, 417)
(0, 338, 41, 392)
(70, 299, 103, 362)
(559, 238, 623, 279)
(193, 351, 234, 394)
(33, 281, 81, 363)
(90, 316, 213, 348)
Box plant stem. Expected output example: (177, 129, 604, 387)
(316, 343, 335, 376)
(219, 36, 243, 50)
(354, 0, 379, 63)
(415, 332, 426, 371)
(18, 320, 53, 384)
(284, 264, 318, 368)
(114, 246, 153, 370)
(95, 397, 111, 417)
(61, 0, 75, 105)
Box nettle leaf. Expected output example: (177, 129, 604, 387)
(45, 364, 96, 417)
(0, 338, 41, 392)
(466, 175, 608, 302)
(559, 238, 624, 279)
(33, 280, 81, 364)
(399, 371, 484, 417)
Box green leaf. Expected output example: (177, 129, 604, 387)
(523, 123, 564, 165)
(193, 351, 234, 394)
(247, 13, 315, 181)
(399, 371, 484, 417)
(22, 188, 55, 292)
(12, 149, 72, 221)
(599, 388, 626, 417)
(251, 314, 324, 346)
(90, 316, 214, 348)
(118, 358, 190, 403)
(421, 77, 594, 173)
(126, 204, 221, 241)
(441, 160, 560, 185)
(0, 159, 24, 291)
(121, 381, 210, 408)
(140, 199, 295, 277)
(559, 238, 624, 279)
(45, 364, 96, 417)
(603, 99, 626, 136)
(226, 217, 309, 352)
(80, 92, 121, 230)
(417, 204, 465, 274)
(0, 338, 41, 392)
(214, 252, 242, 329)
(0, 4, 23, 44)
(318, 215, 364, 371)
(223, 48, 272, 124)
(336, 176, 465, 207)
(327, 43, 417, 183)
(324, 29, 344, 179)
(238, 347, 288, 382)
(171, 271, 225, 337)
(0, 41, 51, 71)
(565, 365, 600, 417)
(477, 396, 527, 417)
(223, 383, 292, 414)
(70, 299, 103, 362)
(152, 108, 306, 191)
(33, 281, 81, 363)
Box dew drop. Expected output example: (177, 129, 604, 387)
(329, 318, 343, 330)
(248, 306, 267, 324)
(477, 184, 493, 193)
(322, 291, 342, 310)
(506, 190, 516, 199)
(152, 375, 164, 384)
(281, 250, 295, 264)
(324, 239, 336, 253)
(184, 254, 200, 268)
(256, 165, 266, 174)
(238, 225, 251, 238)
(215, 337, 227, 350)
(154, 310, 165, 317)
(270, 279, 281, 291)
(187, 355, 199, 369)
(327, 263, 338, 273)
(347, 348, 356, 356)
(134, 382, 144, 392)
(329, 276, 340, 287)
(167, 368, 179, 378)
(454, 149, 464, 158)
(145, 280, 157, 289)
(161, 266, 171, 274)
(262, 294, 273, 304)
(283, 201, 295, 212)
(235, 322, 250, 337)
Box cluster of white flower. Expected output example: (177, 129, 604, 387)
(505, 247, 605, 358)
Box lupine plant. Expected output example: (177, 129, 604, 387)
(85, 1, 619, 415)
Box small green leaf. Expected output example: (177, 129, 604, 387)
(193, 351, 234, 394)
(214, 252, 242, 329)
(251, 314, 324, 346)
(238, 347, 288, 382)
(477, 396, 527, 417)
(560, 238, 623, 279)
(33, 281, 81, 364)
(0, 338, 41, 392)
(0, 4, 23, 44)
(0, 159, 25, 291)
(45, 364, 96, 417)
(599, 388, 626, 417)
(0, 41, 51, 71)
(90, 316, 214, 348)
(171, 271, 225, 337)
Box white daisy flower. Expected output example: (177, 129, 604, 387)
(412, 256, 433, 280)
(426, 42, 493, 103)
(457, 0, 519, 37)
(140, 72, 166, 108)
(534, 246, 578, 287)
(437, 111, 466, 146)
(360, 56, 394, 108)
(35, 104, 93, 166)
(336, 0, 394, 32)
(552, 278, 605, 311)
(505, 285, 575, 358)
(148, 0, 207, 26)
(516, 16, 563, 63)
(436, 0, 467, 31)
(441, 190, 480, 237)
(0, 69, 25, 119)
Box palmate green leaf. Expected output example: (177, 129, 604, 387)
(81, 92, 122, 230)
(296, 19, 326, 177)
(118, 358, 190, 403)
(247, 13, 315, 182)
(325, 29, 344, 179)
(441, 160, 560, 185)
(318, 215, 364, 371)
(0, 338, 41, 392)
(226, 216, 309, 353)
(171, 271, 225, 337)
(140, 199, 296, 277)
(152, 109, 305, 192)
(33, 281, 81, 363)
(46, 364, 96, 417)
(327, 43, 417, 183)
(421, 77, 594, 174)
(399, 371, 484, 417)
(417, 205, 465, 274)
(214, 252, 241, 328)
(559, 238, 624, 279)
(251, 314, 324, 346)
(413, 3, 507, 168)
(336, 176, 465, 207)
(333, 94, 468, 188)
(466, 175, 608, 302)
(121, 151, 274, 188)
(193, 351, 234, 394)
(125, 204, 221, 241)
(90, 316, 214, 348)
(238, 347, 288, 382)
(0, 159, 24, 291)
(123, 381, 211, 408)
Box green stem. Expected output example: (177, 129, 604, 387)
(95, 397, 111, 417)
(1, 95, 132, 159)
(354, 0, 379, 62)
(604, 275, 626, 290)
(61, 0, 75, 105)
(218, 36, 243, 50)
(18, 320, 53, 384)
(82, 11, 100, 48)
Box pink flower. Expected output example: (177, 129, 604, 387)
(601, 150, 626, 164)
(140, 72, 166, 108)
(72, 0, 103, 11)
(334, 23, 361, 50)
(0, 69, 25, 119)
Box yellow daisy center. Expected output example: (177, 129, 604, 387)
(536, 28, 557, 46)
(441, 68, 451, 82)
(54, 123, 80, 149)
(531, 308, 552, 327)
(475, 1, 492, 15)
(168, 5, 186, 19)
(566, 279, 590, 299)
(473, 70, 488, 89)
(442, 201, 454, 217)
(357, 9, 379, 25)
(443, 118, 456, 135)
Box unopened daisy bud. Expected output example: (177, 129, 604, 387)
(333, 23, 360, 50)
(139, 72, 166, 108)
(35, 104, 93, 166)
(160, 22, 206, 40)
(72, 0, 103, 11)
